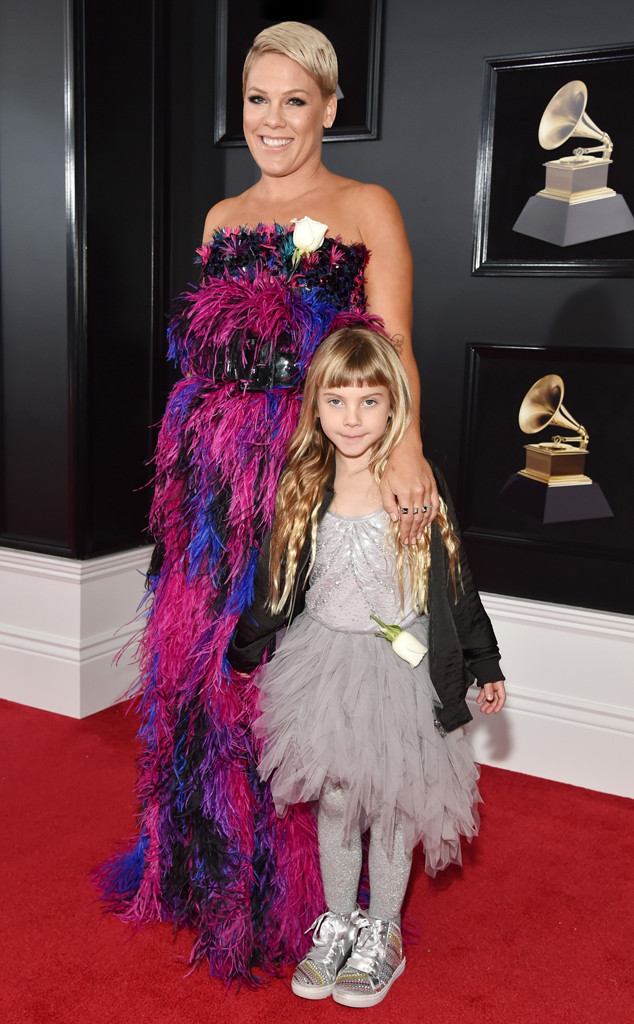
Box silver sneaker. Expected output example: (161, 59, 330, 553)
(333, 917, 406, 1007)
(291, 910, 360, 1000)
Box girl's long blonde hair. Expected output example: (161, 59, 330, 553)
(269, 327, 459, 613)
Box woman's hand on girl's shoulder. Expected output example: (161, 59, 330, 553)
(380, 440, 440, 545)
(476, 680, 507, 713)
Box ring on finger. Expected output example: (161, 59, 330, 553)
(400, 507, 409, 514)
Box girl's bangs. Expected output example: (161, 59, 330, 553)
(317, 352, 391, 392)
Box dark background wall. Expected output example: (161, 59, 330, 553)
(0, 0, 70, 550)
(1, 0, 632, 610)
(0, 0, 160, 557)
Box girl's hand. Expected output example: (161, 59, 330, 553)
(476, 681, 506, 713)
(380, 441, 440, 545)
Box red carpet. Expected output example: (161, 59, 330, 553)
(1, 696, 632, 1024)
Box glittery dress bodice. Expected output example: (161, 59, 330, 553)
(199, 224, 368, 310)
(305, 509, 418, 633)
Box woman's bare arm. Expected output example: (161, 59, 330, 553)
(360, 186, 439, 542)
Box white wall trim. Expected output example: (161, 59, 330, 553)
(482, 592, 634, 643)
(485, 683, 634, 735)
(0, 545, 150, 583)
(0, 545, 150, 718)
(0, 621, 140, 662)
(468, 592, 634, 799)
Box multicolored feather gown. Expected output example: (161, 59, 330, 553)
(96, 224, 377, 982)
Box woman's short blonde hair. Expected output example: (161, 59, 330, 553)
(242, 21, 338, 98)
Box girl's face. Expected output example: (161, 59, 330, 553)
(243, 53, 336, 178)
(317, 384, 391, 463)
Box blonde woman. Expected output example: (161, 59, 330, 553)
(229, 328, 506, 1007)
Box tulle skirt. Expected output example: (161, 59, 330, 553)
(253, 612, 481, 877)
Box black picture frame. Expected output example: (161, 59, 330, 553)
(213, 0, 383, 146)
(472, 43, 634, 276)
(460, 345, 634, 577)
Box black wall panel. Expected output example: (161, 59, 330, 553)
(80, 0, 158, 555)
(0, 0, 70, 552)
(0, 0, 214, 557)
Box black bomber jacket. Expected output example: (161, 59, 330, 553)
(227, 463, 504, 733)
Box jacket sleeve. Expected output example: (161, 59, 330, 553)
(434, 464, 504, 686)
(226, 533, 288, 673)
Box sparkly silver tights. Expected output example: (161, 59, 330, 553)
(317, 779, 413, 920)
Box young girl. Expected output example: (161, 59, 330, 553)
(228, 327, 506, 1008)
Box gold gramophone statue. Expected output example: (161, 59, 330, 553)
(498, 374, 613, 523)
(513, 80, 634, 246)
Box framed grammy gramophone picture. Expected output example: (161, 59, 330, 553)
(472, 43, 634, 276)
(460, 344, 634, 614)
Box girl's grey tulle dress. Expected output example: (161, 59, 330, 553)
(253, 509, 481, 877)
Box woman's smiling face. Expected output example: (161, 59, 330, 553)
(243, 53, 336, 178)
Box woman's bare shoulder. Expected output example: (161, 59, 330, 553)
(202, 196, 252, 242)
(332, 176, 399, 208)
(354, 182, 405, 225)
(324, 176, 404, 242)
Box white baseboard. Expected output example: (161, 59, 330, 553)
(471, 593, 634, 799)
(0, 546, 151, 718)
(1, 552, 633, 800)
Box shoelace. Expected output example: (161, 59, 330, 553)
(304, 912, 349, 965)
(303, 909, 371, 966)
(305, 911, 336, 945)
(346, 920, 384, 973)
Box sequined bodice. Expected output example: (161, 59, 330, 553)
(305, 509, 417, 633)
(200, 223, 369, 312)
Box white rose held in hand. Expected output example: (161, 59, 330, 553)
(370, 614, 428, 668)
(291, 216, 328, 266)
